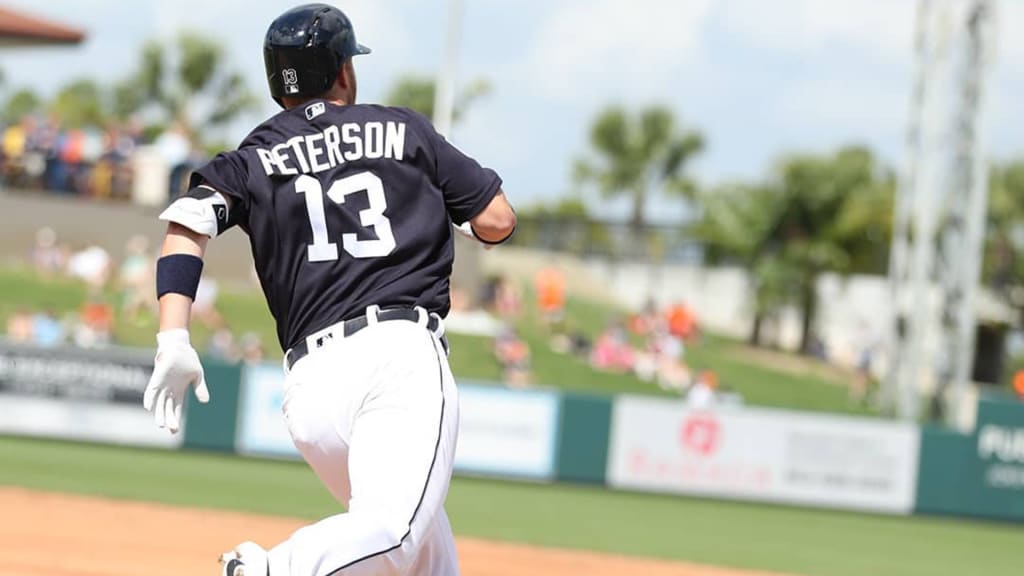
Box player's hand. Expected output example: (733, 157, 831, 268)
(143, 329, 210, 433)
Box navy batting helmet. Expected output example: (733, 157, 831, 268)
(263, 4, 371, 107)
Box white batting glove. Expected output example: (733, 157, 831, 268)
(454, 221, 475, 240)
(453, 221, 496, 250)
(143, 329, 210, 434)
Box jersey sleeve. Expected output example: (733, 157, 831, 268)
(188, 150, 252, 215)
(413, 115, 502, 224)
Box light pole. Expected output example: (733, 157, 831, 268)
(433, 0, 464, 138)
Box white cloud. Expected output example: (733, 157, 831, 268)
(525, 0, 716, 102)
(717, 0, 917, 55)
(995, 0, 1024, 69)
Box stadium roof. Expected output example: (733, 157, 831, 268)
(0, 6, 84, 46)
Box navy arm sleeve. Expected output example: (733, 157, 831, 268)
(411, 115, 502, 224)
(187, 150, 251, 233)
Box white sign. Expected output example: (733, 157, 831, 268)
(236, 363, 298, 458)
(0, 395, 181, 449)
(608, 396, 920, 514)
(454, 383, 560, 479)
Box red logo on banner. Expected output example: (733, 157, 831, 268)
(680, 414, 720, 456)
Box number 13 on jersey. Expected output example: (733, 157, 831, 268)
(296, 171, 397, 261)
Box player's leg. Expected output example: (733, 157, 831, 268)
(406, 507, 459, 576)
(268, 322, 459, 576)
(282, 357, 353, 506)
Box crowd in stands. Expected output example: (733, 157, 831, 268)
(481, 265, 729, 405)
(4, 226, 265, 363)
(1, 115, 203, 203)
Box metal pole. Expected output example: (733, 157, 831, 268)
(433, 0, 464, 138)
(887, 0, 933, 419)
(948, 0, 994, 424)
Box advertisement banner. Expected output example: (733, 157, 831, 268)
(973, 396, 1024, 498)
(0, 342, 181, 448)
(455, 383, 560, 480)
(608, 396, 920, 513)
(234, 369, 561, 479)
(236, 362, 298, 458)
(917, 394, 1024, 521)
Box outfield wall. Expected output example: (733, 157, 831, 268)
(2, 342, 1022, 522)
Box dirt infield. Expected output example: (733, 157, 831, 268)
(0, 487, 788, 576)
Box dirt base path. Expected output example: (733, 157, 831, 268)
(0, 487, 788, 576)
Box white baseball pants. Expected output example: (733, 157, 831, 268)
(266, 312, 460, 576)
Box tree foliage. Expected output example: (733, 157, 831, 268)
(984, 161, 1024, 302)
(697, 146, 894, 350)
(3, 89, 41, 123)
(49, 79, 107, 128)
(574, 105, 703, 235)
(384, 75, 491, 125)
(113, 33, 258, 144)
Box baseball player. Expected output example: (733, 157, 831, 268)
(142, 4, 516, 575)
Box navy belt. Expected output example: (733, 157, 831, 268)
(285, 307, 445, 371)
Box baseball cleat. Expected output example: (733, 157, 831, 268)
(219, 551, 244, 576)
(220, 542, 269, 576)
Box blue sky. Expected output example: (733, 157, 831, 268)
(2, 0, 1022, 222)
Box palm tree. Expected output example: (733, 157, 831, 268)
(694, 182, 785, 344)
(984, 161, 1024, 300)
(384, 75, 491, 125)
(574, 105, 704, 252)
(49, 79, 107, 128)
(114, 33, 258, 145)
(3, 89, 41, 124)
(698, 146, 893, 351)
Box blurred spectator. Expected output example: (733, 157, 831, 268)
(494, 327, 531, 387)
(449, 285, 471, 313)
(666, 301, 698, 341)
(6, 308, 34, 343)
(192, 277, 223, 328)
(850, 320, 880, 406)
(73, 298, 114, 348)
(1015, 370, 1024, 401)
(56, 129, 85, 194)
(0, 113, 173, 204)
(649, 327, 684, 361)
(686, 370, 719, 408)
(30, 226, 67, 275)
(155, 122, 194, 201)
(483, 275, 523, 319)
(633, 349, 658, 382)
(534, 266, 566, 325)
(31, 308, 65, 347)
(590, 321, 634, 373)
(656, 358, 692, 392)
(117, 235, 155, 321)
(78, 127, 105, 196)
(239, 332, 266, 364)
(550, 324, 591, 358)
(67, 245, 112, 290)
(628, 299, 663, 337)
(207, 327, 239, 362)
(106, 123, 139, 199)
(2, 117, 31, 187)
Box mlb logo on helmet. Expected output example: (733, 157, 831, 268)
(283, 68, 299, 94)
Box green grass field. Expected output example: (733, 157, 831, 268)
(0, 436, 1020, 576)
(0, 266, 872, 414)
